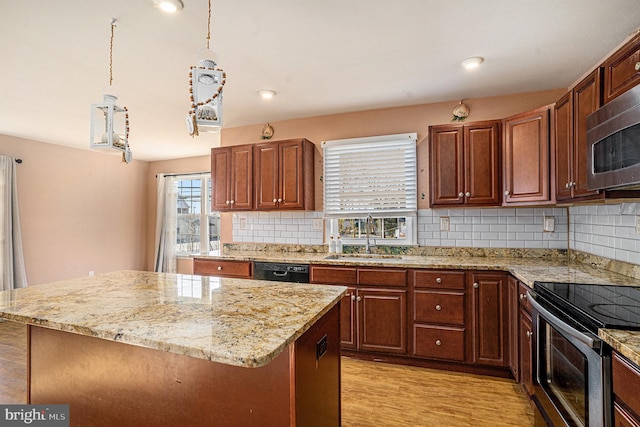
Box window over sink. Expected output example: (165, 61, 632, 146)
(323, 133, 417, 246)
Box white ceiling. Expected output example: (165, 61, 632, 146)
(1, 0, 640, 161)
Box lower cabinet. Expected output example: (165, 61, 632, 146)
(613, 351, 640, 426)
(508, 278, 534, 396)
(193, 258, 253, 278)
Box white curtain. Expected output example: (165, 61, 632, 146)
(154, 174, 178, 273)
(0, 156, 27, 290)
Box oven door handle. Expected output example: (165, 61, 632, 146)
(527, 290, 601, 351)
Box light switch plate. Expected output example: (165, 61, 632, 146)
(636, 215, 640, 234)
(543, 217, 555, 232)
(239, 217, 247, 230)
(313, 219, 323, 230)
(440, 217, 450, 231)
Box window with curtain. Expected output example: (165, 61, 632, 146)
(323, 133, 417, 246)
(0, 155, 27, 290)
(155, 173, 219, 273)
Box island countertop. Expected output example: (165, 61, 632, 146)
(0, 270, 347, 368)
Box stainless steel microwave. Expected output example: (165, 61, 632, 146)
(587, 84, 640, 190)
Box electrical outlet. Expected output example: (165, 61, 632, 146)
(440, 217, 450, 231)
(88, 271, 95, 277)
(239, 217, 246, 230)
(543, 217, 555, 232)
(313, 218, 323, 230)
(636, 215, 640, 234)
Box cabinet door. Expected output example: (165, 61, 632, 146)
(507, 277, 520, 382)
(254, 142, 279, 210)
(554, 92, 574, 201)
(464, 122, 501, 205)
(278, 140, 305, 210)
(502, 107, 551, 204)
(358, 288, 407, 354)
(211, 147, 231, 210)
(573, 68, 602, 198)
(468, 273, 508, 367)
(230, 145, 253, 210)
(604, 33, 640, 104)
(519, 309, 533, 396)
(430, 126, 464, 206)
(340, 287, 357, 349)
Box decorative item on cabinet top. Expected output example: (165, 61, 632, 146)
(260, 123, 274, 140)
(451, 101, 470, 122)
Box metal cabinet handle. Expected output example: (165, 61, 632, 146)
(519, 293, 528, 300)
(436, 277, 442, 284)
(435, 339, 442, 346)
(635, 61, 640, 71)
(351, 295, 356, 301)
(356, 296, 362, 302)
(473, 282, 479, 288)
(465, 192, 471, 197)
(230, 200, 235, 205)
(277, 198, 283, 203)
(273, 199, 277, 204)
(504, 190, 510, 196)
(565, 182, 570, 189)
(217, 266, 223, 271)
(526, 331, 533, 338)
(225, 200, 230, 205)
(458, 192, 464, 198)
(435, 304, 442, 311)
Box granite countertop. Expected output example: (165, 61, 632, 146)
(0, 270, 346, 368)
(198, 250, 640, 363)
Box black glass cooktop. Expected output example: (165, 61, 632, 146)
(533, 281, 640, 333)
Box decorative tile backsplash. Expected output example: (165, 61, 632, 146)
(232, 211, 324, 245)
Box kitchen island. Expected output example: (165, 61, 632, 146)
(0, 270, 346, 427)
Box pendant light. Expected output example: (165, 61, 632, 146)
(186, 0, 226, 136)
(90, 18, 132, 163)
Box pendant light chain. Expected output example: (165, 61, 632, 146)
(206, 0, 211, 50)
(109, 18, 116, 86)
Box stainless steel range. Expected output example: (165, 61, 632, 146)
(528, 282, 640, 427)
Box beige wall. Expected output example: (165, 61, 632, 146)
(0, 134, 148, 285)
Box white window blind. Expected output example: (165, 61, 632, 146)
(323, 133, 417, 217)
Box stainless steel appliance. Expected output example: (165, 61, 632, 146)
(253, 262, 310, 283)
(528, 282, 640, 427)
(587, 84, 640, 190)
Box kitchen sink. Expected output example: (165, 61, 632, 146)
(323, 254, 404, 261)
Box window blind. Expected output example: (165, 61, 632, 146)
(323, 133, 417, 216)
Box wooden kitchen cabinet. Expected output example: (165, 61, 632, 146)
(554, 69, 602, 202)
(613, 351, 640, 426)
(507, 276, 520, 381)
(411, 270, 466, 362)
(519, 303, 533, 396)
(193, 258, 253, 278)
(211, 145, 253, 211)
(604, 32, 640, 104)
(429, 121, 501, 207)
(502, 106, 553, 205)
(467, 272, 509, 367)
(254, 138, 315, 210)
(310, 265, 407, 355)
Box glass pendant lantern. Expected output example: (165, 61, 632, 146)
(186, 0, 226, 136)
(90, 19, 132, 163)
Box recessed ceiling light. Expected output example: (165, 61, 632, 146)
(461, 57, 484, 70)
(259, 90, 276, 100)
(154, 0, 183, 13)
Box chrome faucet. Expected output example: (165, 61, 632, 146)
(365, 214, 376, 254)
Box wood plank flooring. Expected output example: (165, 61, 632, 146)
(0, 321, 533, 426)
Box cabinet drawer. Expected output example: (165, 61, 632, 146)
(414, 291, 464, 325)
(358, 268, 407, 287)
(518, 282, 532, 314)
(412, 270, 465, 290)
(614, 402, 640, 427)
(413, 325, 465, 362)
(193, 259, 252, 278)
(310, 265, 357, 285)
(613, 352, 640, 415)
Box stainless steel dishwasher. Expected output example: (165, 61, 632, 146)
(253, 262, 310, 283)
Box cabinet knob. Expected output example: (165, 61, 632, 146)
(435, 304, 442, 311)
(278, 198, 283, 203)
(458, 192, 464, 198)
(635, 61, 640, 71)
(436, 277, 442, 284)
(473, 282, 479, 288)
(526, 331, 533, 338)
(435, 339, 442, 346)
(356, 296, 362, 302)
(225, 200, 230, 205)
(465, 192, 471, 197)
(217, 266, 223, 271)
(504, 190, 510, 196)
(230, 200, 235, 204)
(519, 293, 528, 300)
(351, 294, 356, 301)
(273, 199, 277, 204)
(565, 182, 570, 189)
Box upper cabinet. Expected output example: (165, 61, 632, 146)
(554, 69, 602, 202)
(211, 144, 254, 211)
(429, 121, 501, 207)
(254, 138, 315, 210)
(502, 106, 553, 205)
(604, 33, 640, 104)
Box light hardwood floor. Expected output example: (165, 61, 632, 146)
(0, 321, 533, 426)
